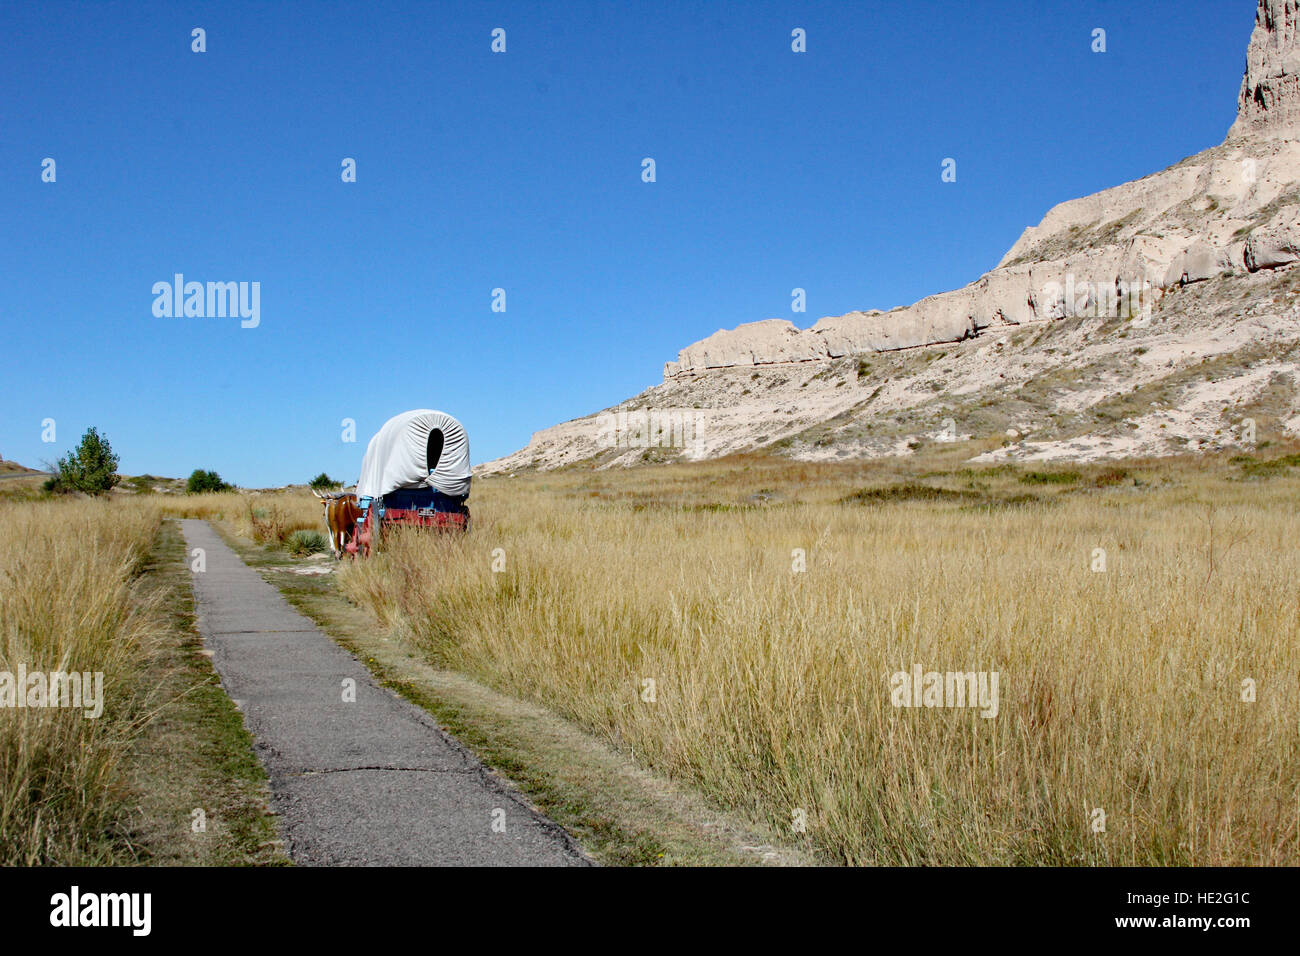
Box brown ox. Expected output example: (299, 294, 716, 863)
(313, 491, 361, 559)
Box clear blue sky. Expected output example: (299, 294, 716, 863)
(1, 0, 1256, 487)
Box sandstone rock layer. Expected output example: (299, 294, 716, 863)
(661, 0, 1300, 380)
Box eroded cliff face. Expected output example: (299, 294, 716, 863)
(659, 0, 1300, 381)
(484, 1, 1300, 475)
(1230, 0, 1300, 140)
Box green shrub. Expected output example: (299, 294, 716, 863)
(286, 530, 329, 555)
(186, 469, 231, 494)
(841, 484, 979, 505)
(1237, 453, 1300, 478)
(309, 473, 341, 491)
(49, 427, 120, 496)
(1020, 470, 1081, 485)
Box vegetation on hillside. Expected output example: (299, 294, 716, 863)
(186, 469, 231, 494)
(44, 427, 119, 496)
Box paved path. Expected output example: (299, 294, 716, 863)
(179, 519, 588, 866)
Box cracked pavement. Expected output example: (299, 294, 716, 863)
(179, 519, 589, 866)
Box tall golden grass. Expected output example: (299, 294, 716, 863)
(154, 490, 319, 546)
(339, 459, 1300, 864)
(0, 497, 162, 863)
(0, 488, 322, 864)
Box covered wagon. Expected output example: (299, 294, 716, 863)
(349, 409, 472, 556)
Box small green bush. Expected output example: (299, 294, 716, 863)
(187, 469, 231, 494)
(286, 530, 329, 556)
(1237, 453, 1300, 478)
(841, 484, 979, 505)
(1020, 471, 1081, 485)
(49, 427, 120, 496)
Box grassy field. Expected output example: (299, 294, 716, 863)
(0, 496, 285, 865)
(215, 525, 809, 865)
(0, 498, 161, 862)
(7, 450, 1298, 866)
(335, 451, 1300, 865)
(153, 488, 321, 545)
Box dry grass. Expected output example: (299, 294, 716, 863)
(339, 454, 1300, 865)
(155, 491, 319, 546)
(0, 493, 292, 865)
(0, 498, 163, 863)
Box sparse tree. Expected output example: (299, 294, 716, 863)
(51, 427, 120, 496)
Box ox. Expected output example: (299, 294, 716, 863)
(313, 490, 362, 559)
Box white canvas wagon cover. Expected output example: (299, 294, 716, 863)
(356, 409, 472, 500)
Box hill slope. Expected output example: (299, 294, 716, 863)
(484, 0, 1300, 474)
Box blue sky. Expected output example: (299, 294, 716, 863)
(1, 0, 1257, 487)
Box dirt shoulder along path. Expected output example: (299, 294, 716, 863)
(178, 519, 589, 866)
